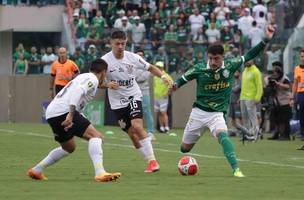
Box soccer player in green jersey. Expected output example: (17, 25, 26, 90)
(171, 25, 275, 177)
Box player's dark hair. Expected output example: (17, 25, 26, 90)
(301, 49, 304, 54)
(90, 59, 108, 73)
(272, 61, 282, 68)
(207, 44, 224, 55)
(111, 30, 127, 40)
(252, 21, 257, 26)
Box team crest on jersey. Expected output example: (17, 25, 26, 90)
(88, 81, 93, 88)
(222, 69, 230, 78)
(126, 64, 134, 74)
(214, 73, 220, 80)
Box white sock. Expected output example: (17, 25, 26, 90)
(138, 147, 148, 161)
(160, 126, 165, 132)
(165, 126, 170, 131)
(32, 147, 69, 173)
(139, 137, 156, 162)
(88, 138, 106, 176)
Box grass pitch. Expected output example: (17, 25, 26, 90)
(0, 123, 303, 200)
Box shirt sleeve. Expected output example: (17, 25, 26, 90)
(71, 60, 79, 73)
(228, 56, 245, 73)
(51, 63, 56, 76)
(134, 53, 150, 70)
(175, 67, 200, 88)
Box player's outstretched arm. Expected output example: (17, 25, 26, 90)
(243, 25, 275, 62)
(148, 64, 173, 86)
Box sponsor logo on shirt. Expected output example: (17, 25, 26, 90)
(204, 81, 230, 91)
(114, 78, 135, 88)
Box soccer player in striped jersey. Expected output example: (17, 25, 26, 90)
(171, 25, 275, 177)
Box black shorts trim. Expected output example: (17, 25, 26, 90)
(113, 100, 143, 132)
(47, 111, 91, 143)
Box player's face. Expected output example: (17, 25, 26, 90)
(97, 70, 107, 84)
(207, 54, 224, 69)
(58, 48, 67, 61)
(111, 38, 127, 56)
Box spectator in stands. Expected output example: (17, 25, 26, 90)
(193, 51, 205, 65)
(265, 44, 282, 72)
(153, 46, 168, 68)
(14, 53, 28, 75)
(249, 21, 264, 48)
(292, 49, 304, 142)
(150, 27, 162, 51)
(86, 27, 101, 46)
(213, 0, 230, 23)
(188, 8, 205, 40)
(75, 12, 89, 51)
(135, 50, 156, 139)
(205, 22, 221, 44)
(228, 69, 242, 135)
(240, 60, 263, 140)
(184, 0, 196, 17)
(221, 26, 234, 51)
(131, 16, 146, 52)
(92, 10, 107, 38)
(226, 0, 242, 9)
(233, 29, 246, 52)
(237, 8, 254, 38)
(176, 18, 189, 53)
(192, 26, 208, 57)
(267, 61, 292, 140)
(167, 48, 179, 74)
(49, 47, 79, 98)
(86, 44, 100, 67)
(28, 46, 41, 74)
(252, 0, 267, 22)
(154, 61, 173, 133)
(72, 47, 86, 72)
(199, 0, 213, 20)
(152, 12, 166, 37)
(113, 10, 126, 28)
(129, 10, 139, 24)
(164, 24, 178, 53)
(206, 12, 221, 30)
(116, 16, 132, 38)
(140, 2, 152, 39)
(13, 43, 29, 62)
(41, 47, 57, 74)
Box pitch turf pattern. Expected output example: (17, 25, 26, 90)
(0, 123, 304, 200)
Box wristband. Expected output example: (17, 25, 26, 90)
(161, 74, 167, 81)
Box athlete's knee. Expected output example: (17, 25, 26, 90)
(131, 119, 144, 132)
(62, 145, 76, 153)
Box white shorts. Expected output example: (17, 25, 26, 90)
(182, 107, 227, 144)
(154, 97, 168, 112)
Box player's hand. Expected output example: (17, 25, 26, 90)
(107, 81, 119, 90)
(61, 113, 74, 132)
(168, 83, 177, 95)
(49, 89, 55, 99)
(161, 74, 173, 87)
(265, 25, 275, 40)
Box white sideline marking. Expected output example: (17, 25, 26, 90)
(1, 128, 304, 169)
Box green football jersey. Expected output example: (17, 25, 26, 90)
(176, 56, 245, 113)
(175, 39, 269, 113)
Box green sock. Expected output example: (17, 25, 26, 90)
(218, 132, 238, 170)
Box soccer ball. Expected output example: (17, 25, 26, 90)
(178, 156, 199, 175)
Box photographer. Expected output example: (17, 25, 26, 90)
(267, 61, 292, 140)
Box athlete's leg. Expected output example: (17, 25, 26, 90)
(208, 112, 244, 177)
(83, 124, 121, 181)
